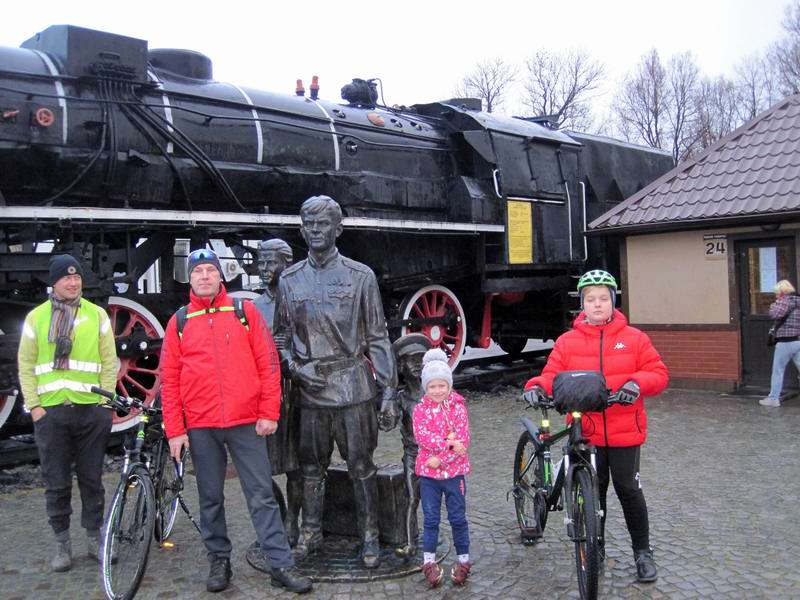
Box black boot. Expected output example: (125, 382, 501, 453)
(206, 556, 232, 592)
(353, 474, 381, 568)
(634, 548, 657, 582)
(284, 471, 303, 548)
(270, 567, 313, 594)
(294, 476, 324, 560)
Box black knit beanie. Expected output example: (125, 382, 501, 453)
(187, 248, 223, 276)
(48, 254, 83, 285)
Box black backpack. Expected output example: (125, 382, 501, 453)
(175, 297, 249, 339)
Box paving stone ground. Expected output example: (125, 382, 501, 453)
(1, 386, 798, 600)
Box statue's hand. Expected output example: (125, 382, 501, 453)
(272, 333, 287, 351)
(377, 398, 400, 432)
(292, 362, 326, 391)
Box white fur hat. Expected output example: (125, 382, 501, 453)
(421, 348, 453, 391)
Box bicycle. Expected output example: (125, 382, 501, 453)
(92, 386, 200, 600)
(510, 372, 635, 600)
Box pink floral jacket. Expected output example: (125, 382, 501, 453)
(412, 391, 471, 480)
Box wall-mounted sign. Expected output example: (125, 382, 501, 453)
(507, 200, 533, 264)
(702, 234, 727, 260)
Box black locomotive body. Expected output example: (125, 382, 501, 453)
(0, 25, 673, 435)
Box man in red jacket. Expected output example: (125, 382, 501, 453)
(524, 270, 668, 583)
(160, 249, 312, 595)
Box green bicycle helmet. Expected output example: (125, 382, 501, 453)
(577, 269, 618, 311)
(577, 269, 618, 291)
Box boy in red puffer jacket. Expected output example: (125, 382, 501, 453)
(524, 270, 668, 583)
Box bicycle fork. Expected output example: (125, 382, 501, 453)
(563, 456, 602, 542)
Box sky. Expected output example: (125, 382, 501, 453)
(0, 0, 790, 118)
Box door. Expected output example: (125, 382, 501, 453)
(737, 237, 797, 387)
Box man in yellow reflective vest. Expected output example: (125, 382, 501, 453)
(17, 254, 118, 572)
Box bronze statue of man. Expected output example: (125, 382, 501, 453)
(391, 333, 432, 559)
(274, 195, 399, 569)
(252, 239, 302, 547)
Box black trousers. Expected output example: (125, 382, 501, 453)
(298, 402, 378, 479)
(33, 403, 112, 537)
(188, 424, 293, 567)
(595, 445, 650, 551)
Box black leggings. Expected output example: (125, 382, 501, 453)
(595, 445, 650, 551)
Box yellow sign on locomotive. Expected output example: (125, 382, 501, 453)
(507, 200, 533, 264)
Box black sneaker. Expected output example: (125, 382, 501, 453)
(270, 567, 313, 594)
(206, 556, 232, 592)
(634, 548, 657, 583)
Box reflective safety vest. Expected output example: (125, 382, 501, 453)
(29, 299, 109, 406)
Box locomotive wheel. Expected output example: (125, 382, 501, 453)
(498, 336, 528, 358)
(228, 290, 260, 300)
(0, 328, 18, 433)
(0, 391, 17, 433)
(108, 297, 165, 433)
(400, 285, 467, 369)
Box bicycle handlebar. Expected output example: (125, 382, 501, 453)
(520, 389, 633, 412)
(91, 386, 161, 416)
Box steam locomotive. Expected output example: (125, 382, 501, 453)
(0, 25, 673, 435)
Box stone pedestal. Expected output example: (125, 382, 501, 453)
(322, 463, 409, 546)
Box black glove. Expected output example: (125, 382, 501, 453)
(616, 380, 640, 405)
(522, 386, 546, 407)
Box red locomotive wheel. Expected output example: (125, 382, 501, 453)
(400, 285, 467, 369)
(107, 297, 164, 432)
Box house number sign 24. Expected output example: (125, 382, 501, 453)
(703, 234, 727, 260)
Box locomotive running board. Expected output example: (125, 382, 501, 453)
(0, 206, 504, 234)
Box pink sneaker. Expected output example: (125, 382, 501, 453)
(451, 561, 472, 585)
(422, 562, 444, 588)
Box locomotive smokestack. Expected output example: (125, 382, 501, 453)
(310, 75, 319, 100)
(296, 79, 305, 97)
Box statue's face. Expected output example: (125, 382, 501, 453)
(257, 249, 288, 286)
(300, 210, 342, 253)
(399, 352, 425, 383)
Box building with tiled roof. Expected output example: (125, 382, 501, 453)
(588, 95, 800, 393)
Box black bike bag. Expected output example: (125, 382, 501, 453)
(552, 370, 608, 414)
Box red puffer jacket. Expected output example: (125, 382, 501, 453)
(525, 310, 668, 447)
(160, 284, 281, 439)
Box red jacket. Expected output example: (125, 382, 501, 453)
(160, 284, 281, 439)
(525, 310, 668, 447)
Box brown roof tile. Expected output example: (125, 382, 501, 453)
(590, 95, 800, 233)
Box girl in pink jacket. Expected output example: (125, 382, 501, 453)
(412, 349, 472, 588)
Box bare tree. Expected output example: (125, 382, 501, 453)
(735, 53, 779, 121)
(691, 76, 738, 152)
(454, 58, 516, 113)
(667, 52, 700, 161)
(520, 49, 605, 130)
(612, 49, 669, 150)
(770, 1, 800, 94)
(612, 49, 701, 162)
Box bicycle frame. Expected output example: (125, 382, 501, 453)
(519, 406, 600, 536)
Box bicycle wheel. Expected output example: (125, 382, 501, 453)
(102, 466, 156, 600)
(154, 446, 186, 544)
(572, 468, 600, 600)
(512, 431, 549, 544)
